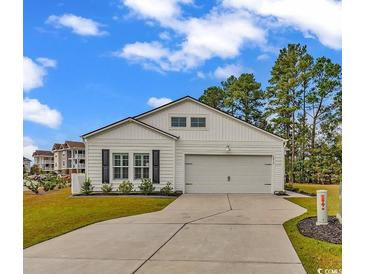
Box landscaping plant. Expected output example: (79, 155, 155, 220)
(138, 178, 155, 195)
(80, 177, 94, 195)
(101, 183, 113, 193)
(160, 182, 173, 195)
(117, 180, 134, 194)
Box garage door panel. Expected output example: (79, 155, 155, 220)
(185, 155, 272, 193)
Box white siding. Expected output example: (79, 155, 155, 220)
(85, 121, 175, 191)
(139, 100, 281, 143)
(84, 99, 285, 194)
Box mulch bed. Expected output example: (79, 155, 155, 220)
(297, 216, 342, 244)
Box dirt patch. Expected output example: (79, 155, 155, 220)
(297, 216, 342, 244)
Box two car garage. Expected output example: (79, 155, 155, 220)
(185, 155, 273, 194)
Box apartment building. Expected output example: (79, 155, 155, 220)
(23, 157, 31, 173)
(52, 141, 85, 174)
(32, 150, 54, 173)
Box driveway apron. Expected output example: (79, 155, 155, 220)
(24, 194, 307, 274)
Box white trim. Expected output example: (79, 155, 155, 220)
(82, 118, 179, 140)
(183, 153, 274, 194)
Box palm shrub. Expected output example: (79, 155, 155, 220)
(81, 177, 94, 195)
(117, 180, 134, 194)
(160, 182, 173, 195)
(101, 183, 113, 193)
(138, 178, 155, 195)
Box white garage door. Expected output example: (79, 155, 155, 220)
(185, 155, 272, 193)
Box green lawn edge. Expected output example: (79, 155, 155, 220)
(24, 188, 175, 248)
(283, 184, 342, 274)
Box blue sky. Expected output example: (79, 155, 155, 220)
(23, 0, 342, 158)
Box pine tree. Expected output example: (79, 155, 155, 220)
(230, 73, 265, 127)
(199, 86, 225, 109)
(266, 44, 311, 183)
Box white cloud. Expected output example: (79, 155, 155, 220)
(257, 53, 270, 61)
(23, 98, 62, 129)
(196, 71, 206, 79)
(117, 41, 170, 61)
(118, 10, 265, 71)
(46, 14, 107, 36)
(23, 57, 46, 92)
(23, 136, 38, 160)
(214, 64, 242, 79)
(147, 97, 173, 108)
(122, 0, 192, 24)
(23, 56, 57, 92)
(159, 31, 171, 40)
(36, 57, 57, 68)
(222, 0, 341, 49)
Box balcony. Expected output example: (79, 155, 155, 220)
(72, 163, 85, 169)
(73, 154, 85, 159)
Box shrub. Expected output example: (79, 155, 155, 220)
(138, 178, 155, 195)
(56, 176, 70, 189)
(81, 177, 94, 195)
(160, 182, 173, 195)
(24, 177, 40, 194)
(117, 180, 134, 194)
(42, 180, 57, 191)
(101, 183, 113, 193)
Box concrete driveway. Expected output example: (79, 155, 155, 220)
(24, 194, 307, 274)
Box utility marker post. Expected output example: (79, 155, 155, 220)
(316, 190, 328, 225)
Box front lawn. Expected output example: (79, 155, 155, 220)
(284, 184, 341, 274)
(24, 188, 175, 248)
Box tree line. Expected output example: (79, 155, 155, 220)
(199, 44, 342, 184)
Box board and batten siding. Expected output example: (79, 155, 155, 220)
(84, 99, 285, 193)
(85, 122, 175, 191)
(139, 100, 285, 193)
(139, 100, 280, 142)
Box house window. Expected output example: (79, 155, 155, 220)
(113, 153, 129, 180)
(191, 117, 206, 127)
(171, 117, 186, 127)
(134, 153, 149, 179)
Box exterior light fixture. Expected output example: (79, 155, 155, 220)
(225, 145, 231, 152)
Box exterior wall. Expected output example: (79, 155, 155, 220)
(139, 100, 285, 193)
(85, 122, 175, 191)
(33, 155, 54, 172)
(139, 100, 280, 143)
(85, 100, 285, 193)
(53, 151, 62, 172)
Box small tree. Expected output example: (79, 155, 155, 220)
(81, 177, 94, 195)
(117, 180, 134, 194)
(101, 183, 113, 193)
(138, 178, 155, 195)
(30, 164, 41, 175)
(160, 182, 173, 195)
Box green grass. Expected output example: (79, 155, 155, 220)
(24, 188, 175, 248)
(284, 184, 341, 274)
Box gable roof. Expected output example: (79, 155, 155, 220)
(134, 96, 286, 142)
(65, 141, 85, 149)
(81, 96, 285, 142)
(23, 157, 31, 162)
(82, 117, 179, 140)
(32, 150, 53, 157)
(52, 143, 62, 151)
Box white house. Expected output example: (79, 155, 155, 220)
(81, 96, 286, 194)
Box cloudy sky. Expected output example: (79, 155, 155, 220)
(23, 0, 342, 159)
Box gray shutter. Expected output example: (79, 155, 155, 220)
(152, 150, 160, 184)
(102, 149, 110, 183)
